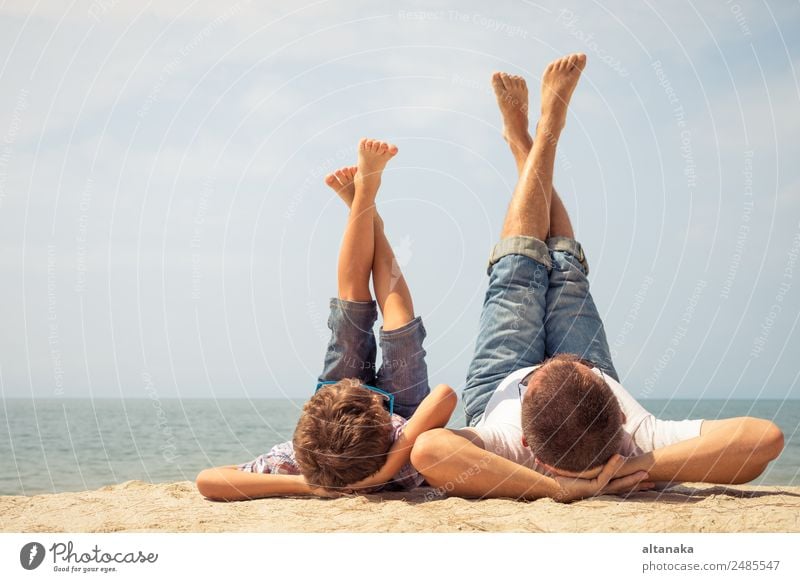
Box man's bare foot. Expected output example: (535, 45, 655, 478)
(540, 53, 586, 132)
(356, 138, 398, 196)
(324, 165, 358, 207)
(492, 72, 532, 151)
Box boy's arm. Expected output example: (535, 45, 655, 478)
(196, 466, 336, 501)
(617, 417, 784, 484)
(347, 383, 458, 490)
(411, 428, 652, 502)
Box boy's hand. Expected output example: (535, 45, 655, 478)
(552, 454, 654, 502)
(345, 471, 390, 492)
(307, 485, 347, 498)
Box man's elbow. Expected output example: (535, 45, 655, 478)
(410, 428, 450, 473)
(755, 420, 784, 462)
(729, 419, 784, 484)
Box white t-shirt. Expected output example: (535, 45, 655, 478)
(472, 365, 704, 472)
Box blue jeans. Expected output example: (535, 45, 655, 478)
(462, 236, 618, 426)
(318, 298, 430, 420)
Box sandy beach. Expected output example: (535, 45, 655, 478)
(1, 481, 799, 533)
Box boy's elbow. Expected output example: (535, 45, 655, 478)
(434, 383, 457, 401)
(196, 468, 225, 500)
(434, 383, 458, 412)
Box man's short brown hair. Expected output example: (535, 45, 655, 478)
(521, 354, 623, 472)
(293, 378, 392, 489)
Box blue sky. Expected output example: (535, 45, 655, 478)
(0, 0, 798, 403)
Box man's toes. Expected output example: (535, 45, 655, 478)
(359, 137, 369, 151)
(388, 144, 398, 155)
(575, 53, 587, 69)
(492, 71, 504, 91)
(376, 141, 388, 155)
(324, 173, 337, 187)
(334, 169, 347, 183)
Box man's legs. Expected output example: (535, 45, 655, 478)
(324, 141, 430, 420)
(462, 54, 587, 426)
(496, 67, 617, 380)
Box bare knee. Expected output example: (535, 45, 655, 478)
(337, 285, 373, 303)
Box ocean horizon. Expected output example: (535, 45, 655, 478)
(1, 397, 798, 496)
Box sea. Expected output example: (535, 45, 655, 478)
(0, 398, 798, 495)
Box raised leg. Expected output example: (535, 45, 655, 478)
(492, 60, 616, 379)
(462, 55, 588, 426)
(492, 69, 578, 240)
(498, 54, 586, 241)
(324, 148, 413, 331)
(325, 145, 430, 418)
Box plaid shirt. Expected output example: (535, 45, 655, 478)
(238, 413, 424, 491)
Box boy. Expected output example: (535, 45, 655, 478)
(197, 139, 456, 500)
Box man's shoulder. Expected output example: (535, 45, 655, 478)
(479, 365, 539, 425)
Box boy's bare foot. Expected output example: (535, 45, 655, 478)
(356, 138, 398, 195)
(325, 165, 386, 229)
(540, 53, 586, 132)
(492, 72, 532, 151)
(324, 165, 358, 207)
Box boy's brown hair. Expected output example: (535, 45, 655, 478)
(293, 378, 392, 489)
(521, 354, 623, 472)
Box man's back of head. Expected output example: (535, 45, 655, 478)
(521, 354, 623, 473)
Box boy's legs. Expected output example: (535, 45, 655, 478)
(324, 142, 430, 419)
(317, 140, 393, 387)
(317, 162, 378, 386)
(462, 54, 586, 426)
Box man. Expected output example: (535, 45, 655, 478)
(410, 53, 784, 502)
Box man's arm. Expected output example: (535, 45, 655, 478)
(410, 428, 652, 502)
(196, 466, 332, 501)
(618, 417, 784, 484)
(347, 384, 458, 490)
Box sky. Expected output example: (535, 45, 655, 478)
(0, 0, 798, 403)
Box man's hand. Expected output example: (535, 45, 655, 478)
(551, 454, 654, 502)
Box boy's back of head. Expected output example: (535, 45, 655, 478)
(293, 378, 393, 490)
(521, 354, 623, 473)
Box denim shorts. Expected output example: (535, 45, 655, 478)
(462, 235, 618, 426)
(318, 298, 430, 420)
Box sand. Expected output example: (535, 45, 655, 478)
(1, 481, 799, 533)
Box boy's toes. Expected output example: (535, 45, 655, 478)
(324, 173, 338, 187)
(376, 141, 388, 154)
(388, 144, 398, 155)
